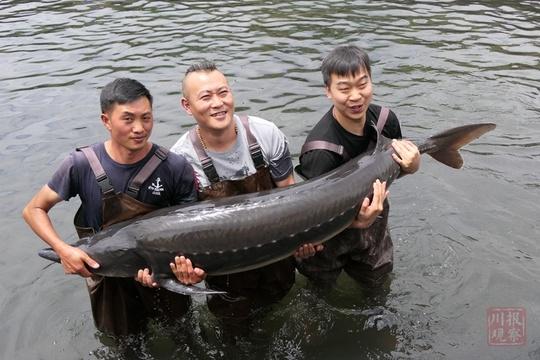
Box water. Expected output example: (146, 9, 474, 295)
(1, 1, 539, 359)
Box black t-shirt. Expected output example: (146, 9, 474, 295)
(48, 142, 197, 232)
(298, 104, 402, 179)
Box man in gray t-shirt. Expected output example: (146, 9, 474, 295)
(166, 60, 322, 335)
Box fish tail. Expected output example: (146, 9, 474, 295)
(418, 123, 496, 169)
(38, 248, 61, 263)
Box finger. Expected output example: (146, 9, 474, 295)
(83, 255, 100, 269)
(136, 269, 144, 282)
(371, 180, 383, 206)
(315, 244, 324, 252)
(359, 196, 370, 213)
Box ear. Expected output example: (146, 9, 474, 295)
(101, 113, 112, 131)
(180, 97, 192, 115)
(325, 85, 332, 99)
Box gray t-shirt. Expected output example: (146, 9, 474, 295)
(170, 115, 293, 189)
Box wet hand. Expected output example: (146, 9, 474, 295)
(58, 245, 99, 278)
(350, 179, 388, 229)
(170, 256, 206, 285)
(294, 243, 324, 260)
(391, 139, 420, 174)
(135, 268, 158, 288)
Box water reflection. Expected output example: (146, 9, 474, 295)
(1, 0, 539, 359)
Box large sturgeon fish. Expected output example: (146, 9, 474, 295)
(39, 123, 496, 295)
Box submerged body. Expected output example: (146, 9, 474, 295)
(40, 123, 496, 294)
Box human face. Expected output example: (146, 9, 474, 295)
(101, 96, 153, 153)
(181, 70, 234, 132)
(325, 67, 373, 125)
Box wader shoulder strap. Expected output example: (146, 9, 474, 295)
(238, 115, 265, 169)
(376, 107, 389, 133)
(126, 146, 169, 198)
(189, 127, 220, 184)
(300, 141, 350, 162)
(77, 146, 115, 195)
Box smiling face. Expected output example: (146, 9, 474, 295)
(181, 69, 235, 133)
(101, 96, 153, 154)
(325, 66, 373, 126)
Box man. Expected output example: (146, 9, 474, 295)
(22, 78, 202, 336)
(168, 61, 319, 329)
(295, 45, 420, 289)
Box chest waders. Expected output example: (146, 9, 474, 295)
(75, 146, 190, 336)
(189, 115, 295, 323)
(296, 108, 394, 288)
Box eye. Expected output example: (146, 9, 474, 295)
(219, 89, 229, 97)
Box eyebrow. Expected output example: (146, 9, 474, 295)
(335, 75, 369, 86)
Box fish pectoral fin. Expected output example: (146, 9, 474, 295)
(158, 278, 227, 295)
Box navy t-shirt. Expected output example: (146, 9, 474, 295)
(298, 104, 402, 179)
(48, 142, 197, 232)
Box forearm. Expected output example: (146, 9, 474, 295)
(23, 205, 68, 254)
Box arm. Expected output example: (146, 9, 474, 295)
(22, 185, 99, 277)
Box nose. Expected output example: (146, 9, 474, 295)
(210, 94, 224, 108)
(132, 119, 145, 133)
(349, 88, 362, 101)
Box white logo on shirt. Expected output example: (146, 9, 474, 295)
(148, 177, 164, 196)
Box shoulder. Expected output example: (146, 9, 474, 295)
(368, 104, 402, 138)
(305, 108, 337, 143)
(170, 131, 199, 163)
(241, 114, 288, 154)
(244, 115, 284, 139)
(170, 131, 192, 155)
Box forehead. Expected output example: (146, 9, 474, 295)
(109, 96, 152, 114)
(184, 70, 228, 94)
(329, 66, 370, 85)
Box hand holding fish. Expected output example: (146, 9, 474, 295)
(58, 244, 99, 278)
(170, 256, 206, 285)
(294, 243, 324, 260)
(391, 139, 420, 174)
(135, 256, 206, 288)
(350, 179, 388, 229)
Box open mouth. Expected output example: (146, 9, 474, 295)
(211, 111, 227, 118)
(350, 105, 364, 113)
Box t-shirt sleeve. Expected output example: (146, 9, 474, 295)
(298, 149, 342, 180)
(47, 153, 80, 201)
(251, 117, 293, 181)
(169, 154, 198, 205)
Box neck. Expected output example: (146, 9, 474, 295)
(198, 122, 237, 152)
(104, 141, 152, 164)
(333, 107, 366, 136)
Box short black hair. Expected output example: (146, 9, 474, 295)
(100, 78, 153, 113)
(321, 45, 371, 87)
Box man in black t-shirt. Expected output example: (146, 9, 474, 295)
(296, 45, 420, 289)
